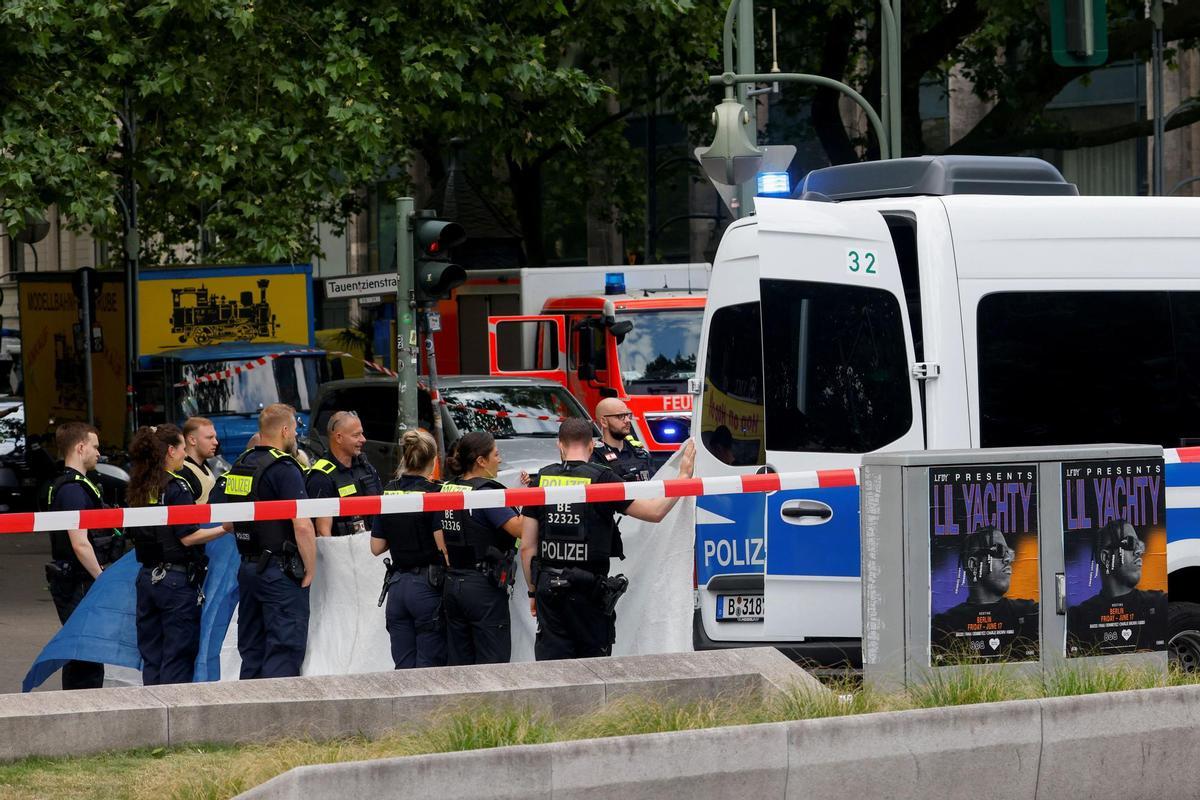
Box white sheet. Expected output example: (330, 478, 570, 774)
(220, 452, 694, 677)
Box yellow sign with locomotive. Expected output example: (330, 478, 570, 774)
(137, 264, 314, 356)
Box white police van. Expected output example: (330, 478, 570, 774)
(693, 155, 1200, 669)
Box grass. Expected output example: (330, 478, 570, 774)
(4, 664, 1200, 799)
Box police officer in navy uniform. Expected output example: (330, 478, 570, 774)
(591, 398, 652, 482)
(521, 419, 695, 660)
(42, 421, 124, 690)
(440, 431, 524, 665)
(126, 425, 229, 685)
(212, 403, 316, 679)
(372, 429, 449, 668)
(306, 410, 382, 537)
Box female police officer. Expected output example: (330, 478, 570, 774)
(440, 431, 524, 665)
(371, 429, 449, 668)
(126, 425, 229, 685)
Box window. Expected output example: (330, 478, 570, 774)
(568, 317, 607, 371)
(978, 292, 1200, 448)
(179, 357, 321, 418)
(442, 385, 585, 438)
(700, 302, 764, 466)
(761, 279, 912, 454)
(615, 309, 702, 394)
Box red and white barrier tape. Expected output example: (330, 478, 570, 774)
(1165, 447, 1200, 464)
(174, 349, 395, 387)
(0, 468, 860, 534)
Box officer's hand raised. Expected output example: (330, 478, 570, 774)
(519, 470, 532, 487)
(677, 440, 696, 479)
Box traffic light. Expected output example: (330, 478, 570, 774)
(1050, 0, 1108, 67)
(413, 217, 467, 305)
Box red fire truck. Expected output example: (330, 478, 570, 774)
(484, 274, 705, 466)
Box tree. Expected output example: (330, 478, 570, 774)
(768, 0, 1200, 163)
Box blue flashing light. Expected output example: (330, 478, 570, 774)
(648, 416, 690, 444)
(756, 171, 791, 197)
(605, 272, 626, 296)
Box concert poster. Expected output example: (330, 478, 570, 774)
(1061, 458, 1167, 657)
(929, 464, 1040, 664)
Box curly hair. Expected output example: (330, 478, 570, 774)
(127, 425, 184, 507)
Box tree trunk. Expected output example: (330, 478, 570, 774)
(508, 158, 545, 266)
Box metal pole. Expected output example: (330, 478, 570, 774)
(735, 0, 755, 217)
(79, 270, 95, 426)
(421, 314, 447, 474)
(712, 72, 890, 160)
(394, 197, 419, 437)
(645, 63, 658, 261)
(122, 88, 140, 438)
(892, 0, 901, 157)
(880, 2, 891, 148)
(1152, 0, 1165, 195)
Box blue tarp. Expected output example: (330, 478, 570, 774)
(22, 535, 241, 692)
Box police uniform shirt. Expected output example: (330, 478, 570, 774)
(180, 456, 215, 504)
(530, 462, 632, 576)
(305, 455, 381, 533)
(159, 475, 203, 550)
(212, 447, 309, 505)
(374, 474, 443, 567)
(591, 438, 652, 482)
(49, 468, 100, 515)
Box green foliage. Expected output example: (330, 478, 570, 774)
(907, 665, 1037, 708)
(0, 0, 725, 265)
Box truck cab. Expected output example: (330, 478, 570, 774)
(137, 344, 327, 457)
(489, 280, 704, 467)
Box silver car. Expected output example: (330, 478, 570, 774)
(303, 375, 594, 485)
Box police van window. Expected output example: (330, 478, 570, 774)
(700, 302, 764, 466)
(761, 279, 913, 453)
(978, 291, 1200, 448)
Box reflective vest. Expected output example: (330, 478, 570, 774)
(131, 471, 204, 566)
(440, 476, 510, 569)
(180, 457, 216, 504)
(218, 447, 302, 556)
(307, 455, 381, 536)
(41, 469, 124, 567)
(536, 461, 616, 570)
(379, 474, 443, 568)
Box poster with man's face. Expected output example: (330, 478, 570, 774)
(1062, 458, 1167, 657)
(929, 465, 1040, 664)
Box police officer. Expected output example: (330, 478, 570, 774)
(520, 420, 695, 660)
(591, 398, 652, 482)
(179, 416, 219, 503)
(441, 431, 524, 665)
(42, 421, 124, 690)
(306, 410, 382, 537)
(212, 403, 316, 679)
(372, 429, 448, 668)
(126, 425, 229, 685)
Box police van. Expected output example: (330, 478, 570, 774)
(692, 155, 1200, 669)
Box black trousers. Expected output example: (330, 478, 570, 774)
(442, 569, 510, 665)
(534, 572, 614, 661)
(135, 567, 201, 686)
(48, 572, 104, 690)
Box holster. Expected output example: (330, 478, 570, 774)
(186, 557, 209, 589)
(484, 546, 517, 591)
(92, 531, 126, 566)
(280, 540, 305, 585)
(378, 558, 397, 607)
(426, 563, 446, 590)
(597, 574, 629, 616)
(44, 559, 76, 584)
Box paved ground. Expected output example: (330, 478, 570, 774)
(0, 533, 62, 694)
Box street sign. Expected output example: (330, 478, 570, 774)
(324, 273, 399, 299)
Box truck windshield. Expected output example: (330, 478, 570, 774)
(176, 356, 321, 417)
(442, 385, 585, 438)
(616, 309, 702, 393)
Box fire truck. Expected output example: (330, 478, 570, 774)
(482, 271, 705, 466)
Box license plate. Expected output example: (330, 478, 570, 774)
(716, 594, 763, 622)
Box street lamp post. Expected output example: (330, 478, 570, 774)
(113, 88, 140, 438)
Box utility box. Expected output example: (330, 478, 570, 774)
(861, 444, 1167, 691)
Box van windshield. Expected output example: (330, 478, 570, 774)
(761, 279, 912, 453)
(616, 309, 702, 394)
(177, 356, 321, 418)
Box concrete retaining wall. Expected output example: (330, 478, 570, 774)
(0, 647, 817, 761)
(241, 683, 1200, 800)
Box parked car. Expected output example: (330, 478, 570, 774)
(302, 375, 594, 485)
